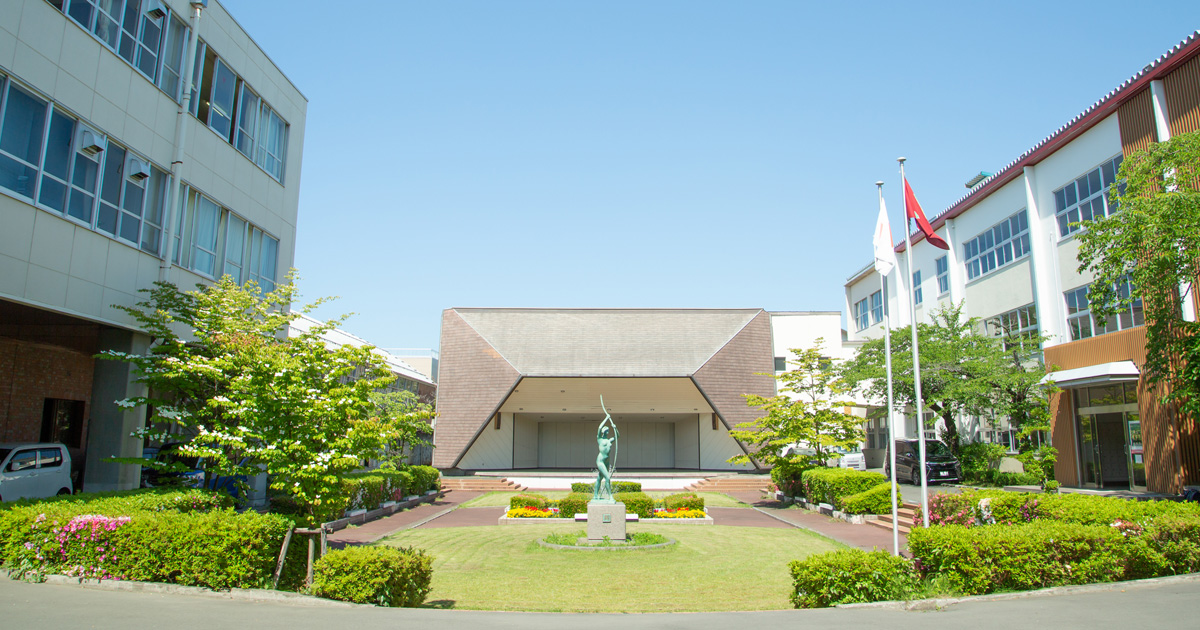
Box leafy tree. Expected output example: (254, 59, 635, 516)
(101, 274, 401, 525)
(1077, 130, 1200, 420)
(729, 340, 864, 468)
(840, 303, 1047, 456)
(369, 390, 435, 468)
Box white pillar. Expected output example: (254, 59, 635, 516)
(1023, 165, 1068, 347)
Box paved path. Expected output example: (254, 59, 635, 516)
(326, 490, 480, 547)
(722, 489, 907, 552)
(4, 573, 1199, 628)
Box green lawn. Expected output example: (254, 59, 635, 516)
(459, 491, 750, 509)
(377, 523, 841, 612)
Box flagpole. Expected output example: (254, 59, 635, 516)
(877, 181, 900, 555)
(899, 157, 929, 528)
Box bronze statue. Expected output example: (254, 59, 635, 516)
(592, 396, 619, 502)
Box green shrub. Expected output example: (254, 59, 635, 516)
(556, 493, 591, 519)
(838, 482, 895, 515)
(661, 493, 704, 511)
(615, 492, 654, 519)
(920, 489, 1200, 527)
(957, 442, 1007, 475)
(789, 549, 918, 608)
(510, 493, 549, 509)
(407, 466, 441, 493)
(0, 488, 233, 515)
(3, 504, 293, 590)
(771, 458, 815, 497)
(908, 521, 1131, 595)
(569, 481, 642, 493)
(311, 545, 433, 607)
(801, 468, 886, 506)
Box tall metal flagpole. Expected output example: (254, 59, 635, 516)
(877, 182, 900, 555)
(898, 157, 930, 528)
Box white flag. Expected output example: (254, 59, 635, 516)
(874, 197, 897, 276)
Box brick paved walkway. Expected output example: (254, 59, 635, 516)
(326, 490, 480, 547)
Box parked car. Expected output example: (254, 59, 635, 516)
(0, 443, 73, 502)
(884, 439, 962, 484)
(142, 442, 247, 498)
(834, 449, 867, 471)
(781, 443, 866, 470)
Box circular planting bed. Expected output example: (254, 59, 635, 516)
(537, 530, 677, 551)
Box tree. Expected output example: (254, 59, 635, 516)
(728, 340, 864, 468)
(1077, 130, 1200, 420)
(101, 274, 401, 525)
(840, 302, 1045, 456)
(369, 390, 435, 467)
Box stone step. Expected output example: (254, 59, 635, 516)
(868, 519, 912, 535)
(439, 478, 527, 492)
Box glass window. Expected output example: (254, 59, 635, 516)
(913, 270, 923, 305)
(935, 256, 949, 294)
(38, 448, 64, 468)
(224, 214, 246, 283)
(37, 111, 75, 212)
(0, 82, 48, 200)
(140, 167, 168, 255)
(158, 16, 188, 100)
(207, 58, 237, 140)
(247, 228, 278, 293)
(869, 290, 883, 325)
(235, 85, 259, 159)
(853, 297, 869, 331)
(985, 304, 1040, 353)
(97, 143, 126, 235)
(191, 194, 221, 277)
(118, 157, 149, 244)
(1055, 155, 1123, 237)
(1065, 277, 1143, 341)
(964, 211, 1029, 281)
(7, 449, 37, 472)
(774, 357, 787, 372)
(256, 105, 286, 180)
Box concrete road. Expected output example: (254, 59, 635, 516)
(868, 467, 963, 505)
(2, 574, 1198, 629)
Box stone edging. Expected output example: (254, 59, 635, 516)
(497, 516, 714, 525)
(780, 498, 879, 525)
(535, 537, 677, 551)
(0, 572, 360, 608)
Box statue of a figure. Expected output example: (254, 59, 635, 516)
(592, 396, 619, 502)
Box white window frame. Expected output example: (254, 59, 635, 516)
(964, 211, 1029, 281)
(985, 303, 1039, 353)
(1055, 155, 1123, 238)
(1064, 277, 1143, 341)
(913, 270, 923, 306)
(869, 290, 883, 325)
(853, 297, 870, 331)
(935, 255, 949, 295)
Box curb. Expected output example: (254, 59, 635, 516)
(835, 572, 1200, 610)
(22, 574, 360, 608)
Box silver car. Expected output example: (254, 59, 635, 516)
(0, 443, 74, 502)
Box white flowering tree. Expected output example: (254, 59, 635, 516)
(102, 274, 399, 525)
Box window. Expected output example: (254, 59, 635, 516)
(964, 211, 1029, 280)
(774, 357, 787, 372)
(1055, 155, 1123, 237)
(64, 1, 167, 84)
(869, 290, 883, 325)
(935, 256, 949, 294)
(191, 194, 221, 277)
(157, 16, 188, 100)
(234, 85, 260, 159)
(1065, 278, 1143, 341)
(853, 297, 870, 331)
(255, 104, 287, 180)
(913, 270, 923, 305)
(985, 304, 1039, 353)
(0, 81, 48, 200)
(207, 58, 237, 141)
(247, 227, 279, 292)
(223, 215, 247, 283)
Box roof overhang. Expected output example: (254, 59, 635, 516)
(1041, 361, 1140, 388)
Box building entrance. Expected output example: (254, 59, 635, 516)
(1073, 382, 1145, 490)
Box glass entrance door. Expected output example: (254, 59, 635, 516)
(1073, 383, 1141, 490)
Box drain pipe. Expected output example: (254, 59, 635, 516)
(159, 0, 207, 283)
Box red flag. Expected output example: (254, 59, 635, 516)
(903, 177, 949, 250)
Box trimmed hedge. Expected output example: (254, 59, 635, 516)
(311, 545, 433, 607)
(661, 493, 704, 511)
(771, 458, 815, 497)
(801, 468, 886, 506)
(569, 481, 643, 494)
(918, 489, 1200, 527)
(838, 482, 894, 515)
(0, 487, 233, 515)
(790, 549, 918, 608)
(614, 492, 654, 519)
(509, 493, 550, 509)
(556, 493, 591, 518)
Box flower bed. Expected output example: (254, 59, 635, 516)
(652, 508, 707, 519)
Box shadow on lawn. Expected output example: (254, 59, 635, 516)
(423, 600, 457, 609)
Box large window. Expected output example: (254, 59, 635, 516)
(1055, 155, 1123, 237)
(193, 43, 289, 181)
(869, 290, 883, 325)
(985, 304, 1039, 353)
(174, 186, 279, 290)
(964, 211, 1029, 280)
(63, 1, 167, 85)
(936, 255, 949, 294)
(913, 270, 923, 306)
(853, 297, 870, 331)
(1065, 278, 1143, 341)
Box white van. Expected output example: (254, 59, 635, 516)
(0, 443, 74, 502)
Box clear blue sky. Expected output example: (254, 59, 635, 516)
(222, 0, 1199, 352)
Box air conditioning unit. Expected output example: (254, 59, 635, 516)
(76, 127, 106, 156)
(126, 156, 151, 181)
(144, 0, 167, 20)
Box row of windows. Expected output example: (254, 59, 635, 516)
(1065, 278, 1143, 341)
(1055, 155, 1122, 238)
(172, 185, 279, 292)
(984, 303, 1040, 354)
(0, 71, 279, 291)
(48, 0, 289, 182)
(964, 211, 1030, 280)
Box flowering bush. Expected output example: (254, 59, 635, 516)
(651, 508, 706, 519)
(661, 493, 704, 511)
(509, 494, 550, 510)
(505, 507, 558, 518)
(917, 489, 1200, 527)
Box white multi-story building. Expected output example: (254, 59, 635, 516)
(0, 0, 306, 491)
(845, 32, 1200, 494)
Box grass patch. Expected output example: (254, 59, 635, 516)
(377, 523, 842, 612)
(542, 530, 670, 547)
(459, 491, 748, 509)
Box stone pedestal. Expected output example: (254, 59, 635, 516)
(586, 501, 626, 542)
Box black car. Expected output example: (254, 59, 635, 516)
(884, 439, 962, 484)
